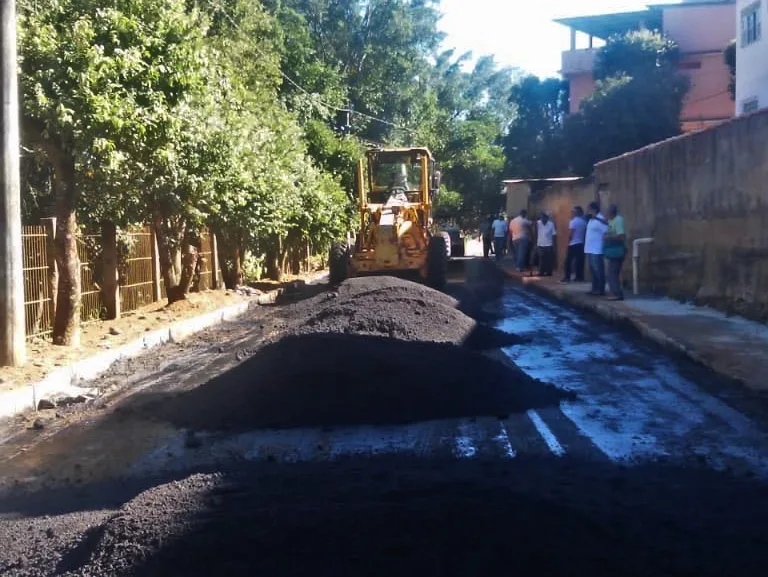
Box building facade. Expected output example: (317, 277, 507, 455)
(556, 1, 736, 133)
(736, 0, 768, 113)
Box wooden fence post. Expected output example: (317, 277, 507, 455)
(40, 217, 57, 324)
(150, 227, 162, 302)
(210, 232, 221, 290)
(101, 222, 120, 319)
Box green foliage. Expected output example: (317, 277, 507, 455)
(564, 30, 689, 176)
(594, 29, 682, 81)
(433, 187, 463, 222)
(503, 76, 569, 179)
(724, 39, 736, 100)
(18, 0, 522, 306)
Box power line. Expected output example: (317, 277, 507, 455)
(208, 0, 411, 132)
(686, 89, 730, 105)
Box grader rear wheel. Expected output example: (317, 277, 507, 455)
(329, 242, 350, 285)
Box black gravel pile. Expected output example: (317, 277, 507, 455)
(273, 276, 518, 348)
(26, 456, 768, 577)
(141, 331, 566, 431)
(132, 276, 558, 431)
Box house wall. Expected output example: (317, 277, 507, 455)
(562, 2, 736, 122)
(594, 108, 768, 321)
(736, 0, 768, 114)
(527, 178, 596, 275)
(679, 52, 735, 122)
(568, 72, 596, 113)
(662, 3, 737, 53)
(504, 183, 531, 218)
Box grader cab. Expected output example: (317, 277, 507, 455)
(329, 147, 449, 288)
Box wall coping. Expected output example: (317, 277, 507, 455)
(594, 107, 768, 168)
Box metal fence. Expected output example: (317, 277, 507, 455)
(120, 227, 155, 313)
(22, 226, 54, 339)
(77, 234, 104, 323)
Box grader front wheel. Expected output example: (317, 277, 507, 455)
(426, 236, 448, 290)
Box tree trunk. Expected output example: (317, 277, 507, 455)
(51, 153, 80, 346)
(264, 235, 282, 281)
(215, 228, 244, 289)
(154, 217, 194, 304)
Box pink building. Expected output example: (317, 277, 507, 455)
(556, 1, 736, 133)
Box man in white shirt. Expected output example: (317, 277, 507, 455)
(491, 213, 508, 262)
(584, 201, 609, 296)
(561, 206, 587, 283)
(536, 212, 556, 276)
(508, 210, 532, 271)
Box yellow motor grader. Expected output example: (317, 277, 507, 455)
(329, 147, 449, 288)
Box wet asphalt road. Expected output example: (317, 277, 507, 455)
(2, 279, 768, 576)
(495, 286, 768, 472)
(121, 284, 768, 475)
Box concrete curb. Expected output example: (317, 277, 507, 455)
(0, 300, 254, 421)
(500, 266, 732, 384)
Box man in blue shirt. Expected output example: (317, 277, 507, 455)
(491, 213, 508, 262)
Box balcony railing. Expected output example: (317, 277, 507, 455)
(561, 48, 599, 75)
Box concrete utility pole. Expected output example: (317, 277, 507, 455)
(0, 0, 25, 366)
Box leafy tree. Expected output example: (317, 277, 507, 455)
(433, 188, 463, 223)
(440, 114, 506, 226)
(724, 39, 736, 100)
(563, 30, 689, 176)
(18, 0, 211, 344)
(503, 75, 569, 179)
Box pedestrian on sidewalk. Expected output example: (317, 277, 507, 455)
(604, 204, 626, 301)
(536, 212, 556, 277)
(561, 206, 586, 283)
(481, 215, 494, 258)
(491, 213, 507, 262)
(509, 209, 532, 272)
(585, 201, 608, 296)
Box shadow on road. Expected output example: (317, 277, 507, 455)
(51, 453, 768, 577)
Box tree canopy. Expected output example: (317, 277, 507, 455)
(564, 30, 689, 176)
(504, 29, 690, 179)
(17, 0, 521, 345)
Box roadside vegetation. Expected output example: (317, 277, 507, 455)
(18, 1, 689, 347)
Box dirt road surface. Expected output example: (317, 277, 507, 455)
(1, 260, 767, 576)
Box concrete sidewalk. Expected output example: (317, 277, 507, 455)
(499, 259, 768, 393)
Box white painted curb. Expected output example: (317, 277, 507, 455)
(0, 301, 253, 421)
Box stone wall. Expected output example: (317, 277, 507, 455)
(595, 108, 768, 321)
(527, 177, 596, 275)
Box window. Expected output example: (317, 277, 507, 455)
(743, 98, 759, 114)
(741, 2, 762, 46)
(677, 61, 702, 70)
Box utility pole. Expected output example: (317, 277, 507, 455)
(0, 0, 25, 366)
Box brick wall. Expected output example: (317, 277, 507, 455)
(528, 178, 596, 274)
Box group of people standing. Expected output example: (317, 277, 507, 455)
(481, 201, 626, 301)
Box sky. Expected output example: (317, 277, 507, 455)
(438, 0, 655, 78)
